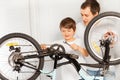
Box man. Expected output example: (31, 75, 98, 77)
(75, 0, 115, 80)
(75, 0, 101, 78)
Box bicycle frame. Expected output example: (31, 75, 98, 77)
(14, 47, 104, 80)
(15, 37, 113, 80)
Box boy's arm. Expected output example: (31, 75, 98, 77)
(70, 44, 88, 57)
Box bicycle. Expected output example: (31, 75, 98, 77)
(0, 11, 120, 80)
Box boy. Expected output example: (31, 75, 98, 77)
(41, 17, 88, 80)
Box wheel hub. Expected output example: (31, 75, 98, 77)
(8, 52, 23, 71)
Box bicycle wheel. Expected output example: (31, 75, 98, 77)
(84, 11, 120, 65)
(0, 33, 44, 80)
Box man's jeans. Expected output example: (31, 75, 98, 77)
(86, 69, 101, 80)
(87, 69, 101, 76)
(79, 69, 103, 80)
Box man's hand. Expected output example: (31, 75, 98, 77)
(103, 31, 115, 40)
(103, 31, 116, 47)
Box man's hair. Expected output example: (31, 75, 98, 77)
(59, 17, 76, 31)
(81, 0, 100, 15)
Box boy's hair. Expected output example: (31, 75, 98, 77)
(81, 0, 100, 15)
(59, 17, 76, 31)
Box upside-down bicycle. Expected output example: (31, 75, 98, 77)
(0, 11, 120, 80)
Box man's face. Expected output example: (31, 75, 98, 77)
(80, 7, 98, 26)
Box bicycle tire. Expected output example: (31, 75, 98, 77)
(0, 33, 44, 80)
(84, 11, 120, 65)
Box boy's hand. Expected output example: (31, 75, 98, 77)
(40, 44, 47, 50)
(70, 44, 79, 51)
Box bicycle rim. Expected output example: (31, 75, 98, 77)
(84, 11, 120, 65)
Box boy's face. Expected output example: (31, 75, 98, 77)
(60, 27, 75, 41)
(80, 7, 98, 26)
